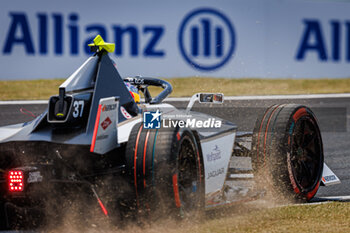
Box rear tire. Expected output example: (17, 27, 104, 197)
(251, 104, 323, 201)
(125, 123, 204, 218)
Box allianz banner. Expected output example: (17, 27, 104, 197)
(0, 0, 349, 80)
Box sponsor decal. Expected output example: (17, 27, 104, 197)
(323, 175, 337, 182)
(125, 77, 145, 85)
(296, 19, 350, 62)
(3, 12, 165, 57)
(102, 103, 117, 112)
(27, 171, 43, 183)
(3, 8, 236, 74)
(206, 145, 221, 162)
(120, 106, 132, 119)
(207, 167, 224, 180)
(101, 117, 112, 130)
(178, 8, 236, 71)
(143, 110, 161, 129)
(96, 135, 108, 140)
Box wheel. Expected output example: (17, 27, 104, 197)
(251, 104, 324, 201)
(125, 123, 204, 218)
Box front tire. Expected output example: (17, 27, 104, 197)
(251, 104, 324, 201)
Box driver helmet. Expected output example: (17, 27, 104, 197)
(124, 82, 140, 103)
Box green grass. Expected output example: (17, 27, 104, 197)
(0, 79, 64, 100)
(0, 78, 350, 100)
(132, 202, 350, 233)
(190, 203, 350, 232)
(188, 202, 350, 233)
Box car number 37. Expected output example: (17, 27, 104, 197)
(73, 100, 84, 118)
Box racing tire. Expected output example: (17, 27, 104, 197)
(251, 104, 324, 201)
(125, 123, 204, 218)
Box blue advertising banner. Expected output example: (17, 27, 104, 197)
(0, 0, 349, 79)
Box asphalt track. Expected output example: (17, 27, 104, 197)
(0, 94, 349, 200)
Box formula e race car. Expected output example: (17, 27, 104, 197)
(0, 36, 340, 229)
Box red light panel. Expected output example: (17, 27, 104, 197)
(8, 170, 24, 192)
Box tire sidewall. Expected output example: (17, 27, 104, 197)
(284, 106, 324, 200)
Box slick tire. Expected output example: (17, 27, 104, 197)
(251, 104, 324, 201)
(125, 123, 204, 218)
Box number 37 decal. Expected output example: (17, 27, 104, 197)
(73, 100, 84, 118)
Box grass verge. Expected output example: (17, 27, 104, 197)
(0, 79, 64, 100)
(189, 202, 350, 233)
(133, 202, 350, 233)
(0, 78, 350, 100)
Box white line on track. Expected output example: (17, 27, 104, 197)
(0, 100, 47, 105)
(317, 195, 350, 201)
(280, 201, 333, 207)
(261, 195, 350, 208)
(166, 93, 350, 101)
(1, 93, 350, 105)
(281, 195, 350, 207)
(225, 93, 350, 100)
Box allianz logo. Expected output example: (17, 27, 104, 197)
(1, 8, 237, 71)
(2, 12, 165, 57)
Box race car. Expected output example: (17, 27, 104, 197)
(0, 35, 340, 229)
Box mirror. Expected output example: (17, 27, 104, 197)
(199, 93, 224, 103)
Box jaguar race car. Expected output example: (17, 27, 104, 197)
(0, 36, 340, 229)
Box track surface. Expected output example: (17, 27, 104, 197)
(0, 95, 349, 199)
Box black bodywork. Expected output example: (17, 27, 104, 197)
(0, 50, 140, 229)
